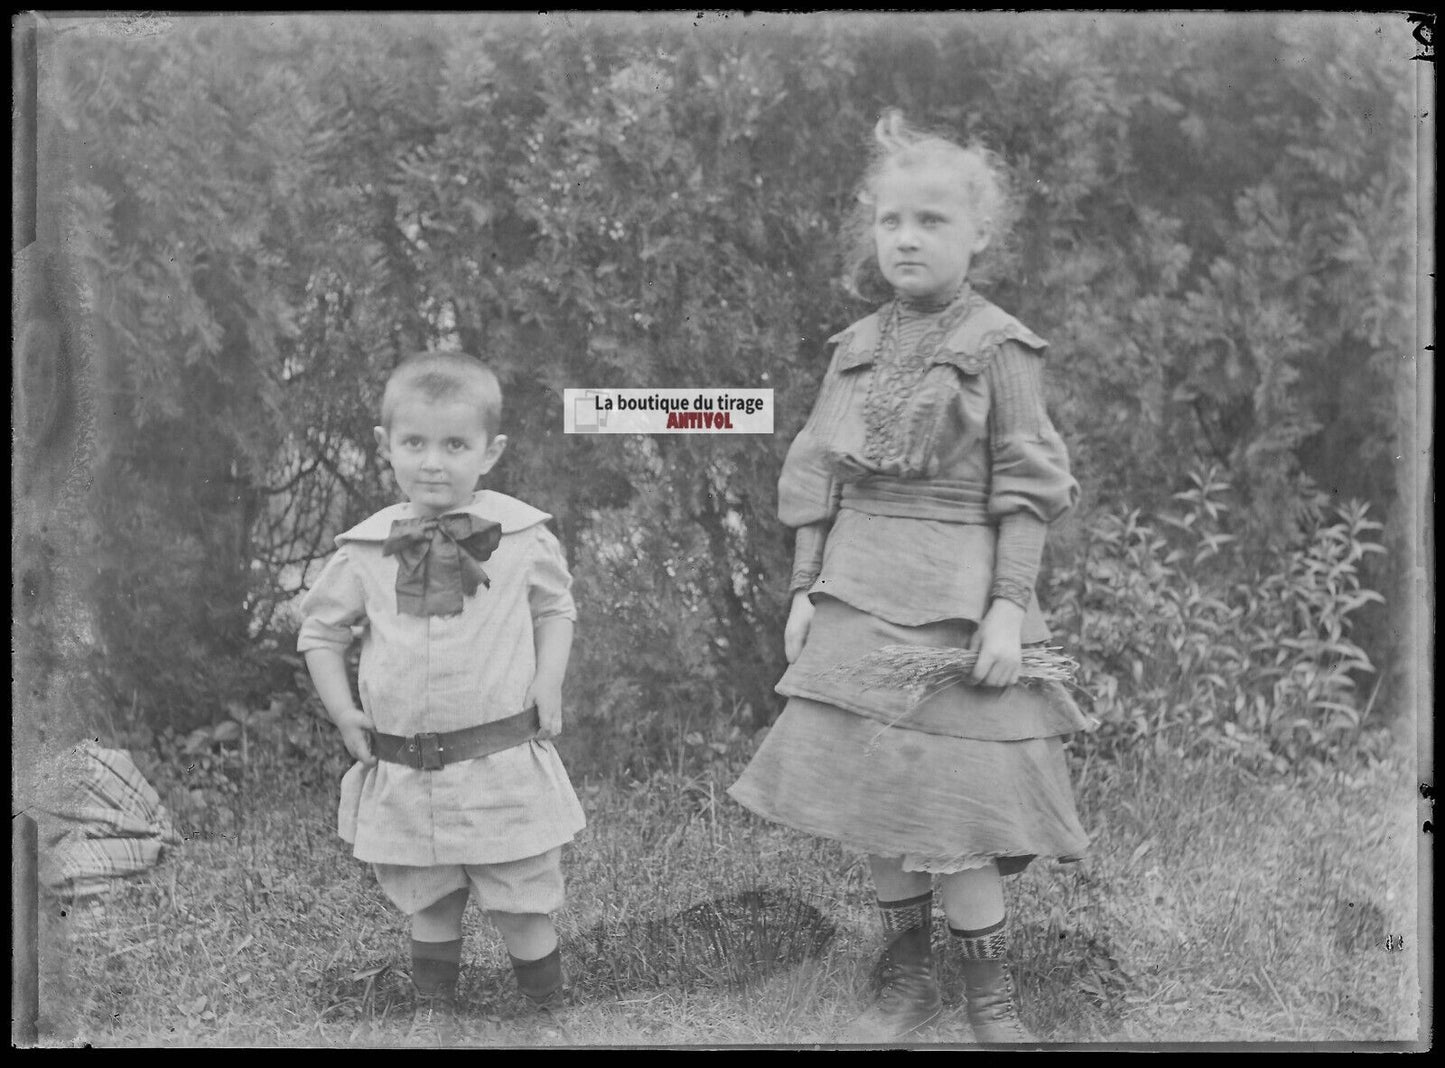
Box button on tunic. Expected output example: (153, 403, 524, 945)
(297, 491, 586, 867)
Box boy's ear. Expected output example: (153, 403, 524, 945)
(480, 434, 508, 474)
(373, 425, 390, 460)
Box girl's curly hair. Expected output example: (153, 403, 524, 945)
(841, 108, 1020, 303)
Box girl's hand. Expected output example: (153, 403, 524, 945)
(525, 677, 564, 740)
(784, 591, 815, 663)
(331, 705, 378, 767)
(969, 600, 1025, 688)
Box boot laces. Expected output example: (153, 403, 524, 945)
(875, 955, 934, 999)
(877, 962, 905, 1002)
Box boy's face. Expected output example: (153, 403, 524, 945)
(873, 162, 990, 302)
(375, 396, 507, 517)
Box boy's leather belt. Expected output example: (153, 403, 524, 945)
(370, 707, 541, 770)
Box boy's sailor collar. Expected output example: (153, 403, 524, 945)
(827, 296, 1048, 375)
(335, 490, 552, 546)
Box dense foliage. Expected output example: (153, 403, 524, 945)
(42, 13, 1420, 771)
(1046, 466, 1389, 773)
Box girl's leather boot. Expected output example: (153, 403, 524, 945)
(951, 919, 1036, 1043)
(960, 956, 1036, 1043)
(843, 892, 942, 1042)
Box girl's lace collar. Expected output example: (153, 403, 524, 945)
(897, 281, 971, 316)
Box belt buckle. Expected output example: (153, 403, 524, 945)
(409, 732, 445, 771)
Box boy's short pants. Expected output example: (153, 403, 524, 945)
(373, 847, 564, 916)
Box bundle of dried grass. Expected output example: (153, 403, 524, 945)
(820, 645, 1083, 748)
(840, 644, 1079, 707)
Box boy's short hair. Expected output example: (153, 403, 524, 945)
(380, 351, 503, 434)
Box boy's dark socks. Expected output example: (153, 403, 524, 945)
(509, 946, 564, 1002)
(411, 937, 463, 994)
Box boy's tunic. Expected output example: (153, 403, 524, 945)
(297, 490, 585, 867)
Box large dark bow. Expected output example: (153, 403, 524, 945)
(382, 513, 503, 617)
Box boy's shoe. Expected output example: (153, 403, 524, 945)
(510, 946, 573, 1040)
(524, 985, 569, 1013)
(520, 985, 575, 1043)
(408, 938, 464, 1044)
(408, 991, 461, 1045)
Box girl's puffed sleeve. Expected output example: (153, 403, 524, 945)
(986, 341, 1079, 609)
(527, 526, 578, 625)
(296, 547, 367, 654)
(778, 349, 850, 593)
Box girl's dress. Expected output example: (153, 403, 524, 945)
(729, 284, 1093, 875)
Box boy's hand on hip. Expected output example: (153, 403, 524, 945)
(970, 599, 1025, 688)
(526, 679, 564, 740)
(331, 706, 378, 767)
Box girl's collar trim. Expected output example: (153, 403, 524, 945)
(896, 281, 972, 315)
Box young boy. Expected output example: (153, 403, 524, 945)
(297, 351, 585, 1038)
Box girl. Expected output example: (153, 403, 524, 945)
(729, 111, 1092, 1044)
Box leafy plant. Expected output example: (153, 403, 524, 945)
(1047, 465, 1386, 769)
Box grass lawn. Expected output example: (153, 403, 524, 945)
(35, 730, 1423, 1048)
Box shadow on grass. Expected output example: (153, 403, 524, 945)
(315, 886, 838, 1022)
(566, 887, 838, 999)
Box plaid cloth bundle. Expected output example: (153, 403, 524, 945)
(40, 741, 181, 899)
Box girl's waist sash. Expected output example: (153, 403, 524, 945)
(840, 477, 991, 523)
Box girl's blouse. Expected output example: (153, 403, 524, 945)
(778, 286, 1077, 641)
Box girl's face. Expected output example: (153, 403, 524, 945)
(873, 162, 990, 302)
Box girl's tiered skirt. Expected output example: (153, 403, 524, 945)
(728, 596, 1093, 875)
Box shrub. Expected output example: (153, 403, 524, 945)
(49, 16, 1415, 756)
(1047, 465, 1385, 769)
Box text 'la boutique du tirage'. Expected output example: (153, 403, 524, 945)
(563, 389, 773, 434)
